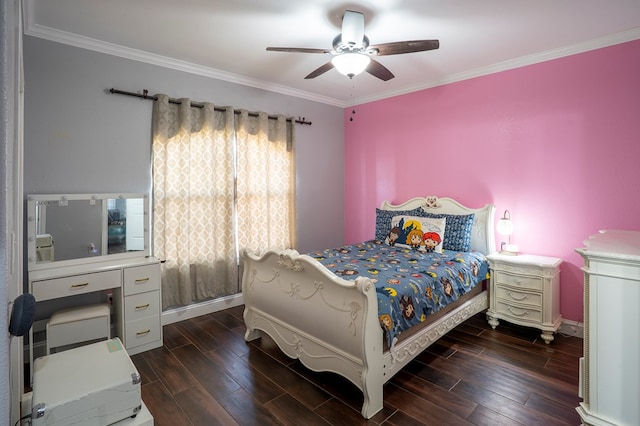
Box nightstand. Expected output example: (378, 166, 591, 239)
(486, 253, 562, 344)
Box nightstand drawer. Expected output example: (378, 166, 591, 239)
(494, 271, 542, 291)
(494, 285, 542, 307)
(495, 300, 543, 324)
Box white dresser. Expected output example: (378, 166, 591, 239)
(576, 230, 640, 426)
(486, 253, 562, 344)
(28, 257, 163, 378)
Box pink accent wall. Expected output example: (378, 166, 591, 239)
(344, 39, 640, 322)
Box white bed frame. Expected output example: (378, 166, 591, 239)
(241, 196, 496, 418)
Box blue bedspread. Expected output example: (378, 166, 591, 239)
(309, 241, 489, 348)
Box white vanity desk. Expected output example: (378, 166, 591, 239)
(28, 257, 162, 359)
(26, 193, 163, 381)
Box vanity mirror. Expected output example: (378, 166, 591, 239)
(27, 193, 150, 271)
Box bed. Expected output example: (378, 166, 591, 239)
(241, 196, 496, 418)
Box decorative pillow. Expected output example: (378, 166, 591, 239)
(385, 215, 446, 253)
(374, 208, 425, 241)
(421, 211, 475, 252)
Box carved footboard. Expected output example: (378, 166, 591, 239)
(241, 196, 496, 419)
(241, 248, 385, 418)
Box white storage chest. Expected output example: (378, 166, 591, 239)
(31, 338, 142, 426)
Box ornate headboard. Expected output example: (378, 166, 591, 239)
(380, 196, 496, 255)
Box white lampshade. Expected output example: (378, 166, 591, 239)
(331, 53, 370, 78)
(496, 210, 514, 236)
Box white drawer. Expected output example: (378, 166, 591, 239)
(123, 264, 160, 296)
(32, 270, 121, 301)
(494, 285, 542, 308)
(494, 271, 542, 292)
(125, 316, 161, 350)
(124, 291, 161, 322)
(495, 300, 542, 324)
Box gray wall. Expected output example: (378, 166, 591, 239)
(23, 36, 345, 256)
(1, 2, 12, 420)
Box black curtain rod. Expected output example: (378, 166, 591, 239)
(108, 88, 312, 125)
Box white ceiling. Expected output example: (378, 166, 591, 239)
(24, 0, 640, 107)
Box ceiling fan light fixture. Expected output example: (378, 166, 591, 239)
(331, 53, 370, 78)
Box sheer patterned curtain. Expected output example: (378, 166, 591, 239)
(152, 95, 295, 309)
(236, 110, 296, 253)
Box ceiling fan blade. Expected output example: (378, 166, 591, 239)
(266, 47, 332, 54)
(341, 10, 365, 48)
(365, 59, 394, 81)
(370, 40, 440, 56)
(304, 61, 335, 79)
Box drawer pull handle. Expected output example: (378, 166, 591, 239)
(507, 306, 530, 317)
(135, 304, 150, 310)
(507, 291, 529, 301)
(136, 329, 151, 336)
(135, 277, 150, 284)
(70, 282, 89, 289)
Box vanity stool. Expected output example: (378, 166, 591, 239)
(46, 304, 111, 354)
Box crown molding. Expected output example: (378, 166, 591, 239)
(22, 10, 344, 107)
(353, 27, 640, 106)
(22, 0, 640, 109)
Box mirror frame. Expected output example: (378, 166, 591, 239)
(27, 193, 150, 271)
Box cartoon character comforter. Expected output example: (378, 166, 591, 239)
(309, 241, 490, 348)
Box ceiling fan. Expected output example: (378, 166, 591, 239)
(266, 10, 439, 81)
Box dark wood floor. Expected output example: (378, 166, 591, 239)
(130, 305, 583, 425)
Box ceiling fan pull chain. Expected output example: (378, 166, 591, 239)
(350, 84, 356, 122)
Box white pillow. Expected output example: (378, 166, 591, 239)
(385, 215, 446, 253)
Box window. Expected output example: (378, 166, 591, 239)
(152, 95, 295, 309)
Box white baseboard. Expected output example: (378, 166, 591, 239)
(161, 297, 584, 339)
(558, 319, 584, 339)
(25, 296, 580, 364)
(24, 294, 245, 361)
(161, 293, 244, 326)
